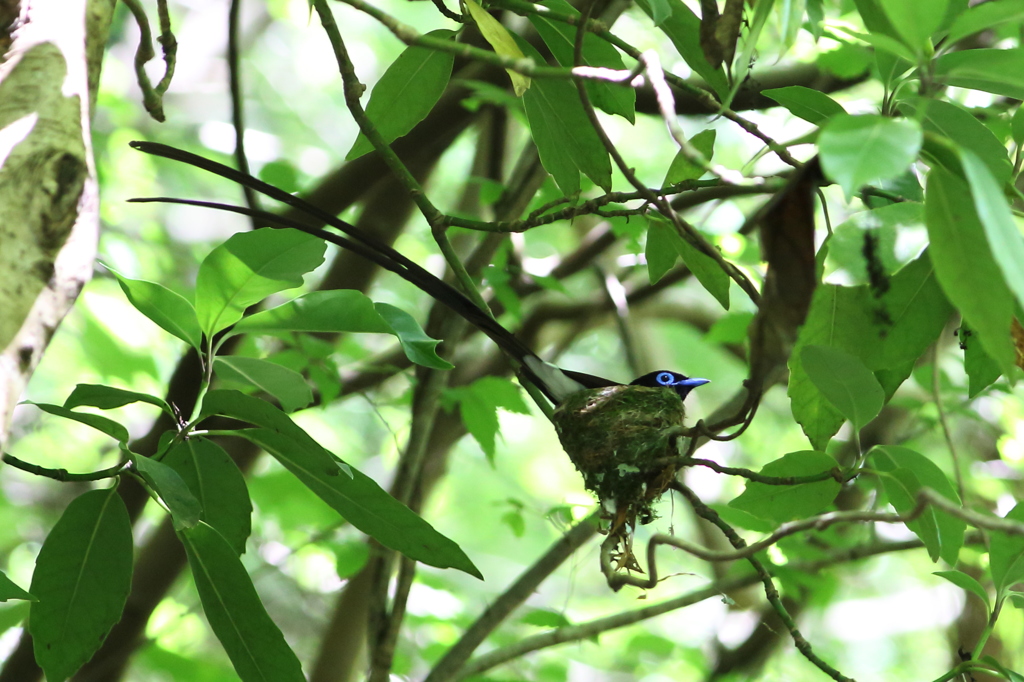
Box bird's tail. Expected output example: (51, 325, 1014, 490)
(129, 141, 564, 402)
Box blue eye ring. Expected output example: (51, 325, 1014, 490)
(656, 371, 675, 386)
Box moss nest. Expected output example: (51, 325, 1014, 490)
(552, 385, 686, 527)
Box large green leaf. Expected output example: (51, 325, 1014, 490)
(112, 272, 202, 350)
(28, 402, 129, 443)
(214, 357, 313, 413)
(230, 289, 392, 336)
(134, 456, 203, 530)
(871, 445, 965, 565)
(946, 0, 1024, 45)
(0, 572, 33, 602)
(900, 98, 1012, 181)
(819, 114, 923, 199)
(230, 290, 451, 370)
(243, 428, 482, 578)
(925, 167, 1016, 373)
(518, 39, 612, 194)
(30, 489, 133, 682)
(989, 503, 1024, 596)
(466, 0, 530, 96)
(934, 48, 1024, 99)
(645, 215, 729, 309)
(879, 0, 948, 51)
(961, 322, 1002, 398)
(729, 451, 842, 523)
(530, 0, 635, 122)
(164, 438, 252, 556)
(959, 149, 1024, 311)
(445, 376, 531, 461)
(195, 228, 325, 336)
(763, 86, 846, 125)
(64, 384, 171, 415)
(180, 522, 305, 682)
(374, 303, 454, 370)
(934, 570, 990, 611)
(788, 252, 951, 448)
(346, 30, 456, 159)
(801, 345, 884, 431)
(201, 390, 480, 577)
(664, 129, 716, 185)
(633, 0, 729, 98)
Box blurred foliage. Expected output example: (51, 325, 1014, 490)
(4, 0, 1024, 681)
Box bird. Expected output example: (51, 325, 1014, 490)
(128, 141, 709, 408)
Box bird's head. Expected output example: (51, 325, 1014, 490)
(630, 371, 710, 401)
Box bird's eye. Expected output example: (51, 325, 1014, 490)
(656, 372, 675, 385)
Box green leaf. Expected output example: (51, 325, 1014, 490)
(879, 0, 948, 51)
(789, 253, 951, 449)
(824, 202, 916, 285)
(647, 0, 671, 25)
(164, 438, 252, 556)
(214, 357, 313, 413)
(705, 311, 754, 345)
(447, 376, 531, 460)
(934, 570, 990, 611)
(200, 389, 350, 476)
(112, 272, 202, 350)
(0, 571, 34, 602)
(231, 290, 450, 370)
(925, 167, 1016, 373)
(989, 503, 1024, 595)
(29, 489, 133, 682)
(961, 322, 1002, 397)
(346, 30, 456, 160)
(946, 0, 1024, 45)
(466, 0, 530, 96)
(800, 345, 884, 431)
(517, 38, 612, 194)
(243, 428, 482, 578)
(633, 0, 729, 98)
(763, 86, 846, 125)
(832, 25, 918, 62)
(530, 0, 635, 122)
(179, 522, 305, 682)
(134, 456, 203, 530)
(1013, 104, 1024, 146)
(63, 384, 171, 415)
(934, 48, 1024, 99)
(818, 114, 923, 199)
(664, 129, 716, 185)
(729, 451, 842, 523)
(872, 445, 965, 564)
(520, 608, 572, 628)
(195, 228, 326, 336)
(28, 402, 130, 443)
(374, 303, 453, 370)
(230, 289, 393, 336)
(645, 215, 729, 308)
(959, 148, 1024, 311)
(900, 98, 1012, 181)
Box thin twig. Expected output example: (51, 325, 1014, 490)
(933, 344, 966, 502)
(121, 0, 176, 121)
(455, 538, 928, 680)
(569, 6, 761, 307)
(673, 482, 855, 682)
(314, 0, 491, 313)
(227, 0, 261, 218)
(425, 512, 600, 682)
(3, 452, 128, 482)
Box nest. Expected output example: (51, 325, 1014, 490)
(552, 385, 686, 534)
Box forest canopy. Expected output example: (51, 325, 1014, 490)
(2, 0, 1024, 681)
